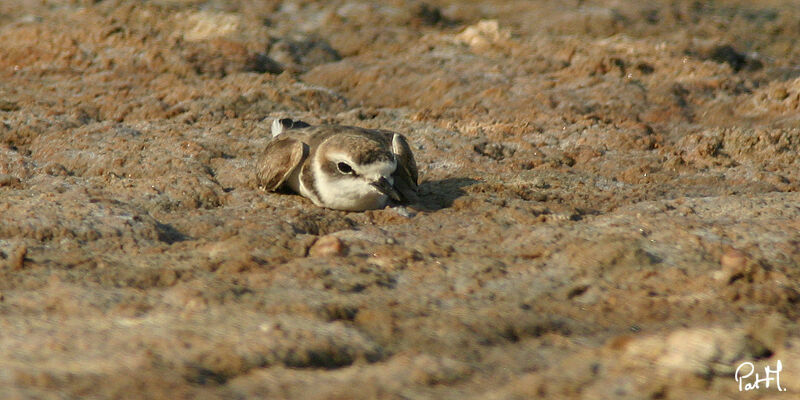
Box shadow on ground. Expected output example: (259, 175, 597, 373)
(415, 177, 480, 210)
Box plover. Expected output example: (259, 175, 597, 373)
(257, 118, 418, 211)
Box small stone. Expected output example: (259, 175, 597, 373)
(0, 100, 19, 111)
(455, 19, 510, 51)
(182, 11, 241, 42)
(3, 245, 27, 270)
(408, 354, 471, 385)
(770, 87, 789, 101)
(391, 206, 416, 218)
(720, 247, 747, 270)
(245, 53, 284, 74)
(474, 141, 515, 161)
(531, 177, 549, 189)
(268, 34, 341, 73)
(309, 235, 344, 257)
(0, 174, 21, 187)
(677, 205, 694, 216)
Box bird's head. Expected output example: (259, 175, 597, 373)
(315, 135, 399, 210)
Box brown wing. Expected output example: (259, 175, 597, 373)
(390, 133, 419, 203)
(256, 137, 307, 191)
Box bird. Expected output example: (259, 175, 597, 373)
(256, 118, 418, 211)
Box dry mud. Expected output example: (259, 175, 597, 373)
(1, 0, 800, 399)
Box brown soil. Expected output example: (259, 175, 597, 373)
(1, 1, 799, 398)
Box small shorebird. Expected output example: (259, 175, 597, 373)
(256, 118, 418, 211)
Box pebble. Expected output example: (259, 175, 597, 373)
(0, 174, 21, 187)
(720, 247, 747, 270)
(1, 245, 27, 270)
(309, 235, 344, 257)
(391, 206, 416, 218)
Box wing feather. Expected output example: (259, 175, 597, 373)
(256, 137, 307, 191)
(391, 133, 419, 203)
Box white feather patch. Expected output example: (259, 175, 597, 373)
(271, 118, 285, 137)
(357, 160, 396, 182)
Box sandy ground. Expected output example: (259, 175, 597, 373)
(1, 0, 799, 398)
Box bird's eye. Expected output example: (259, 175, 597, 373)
(337, 162, 353, 174)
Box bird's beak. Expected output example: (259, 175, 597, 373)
(371, 177, 401, 201)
